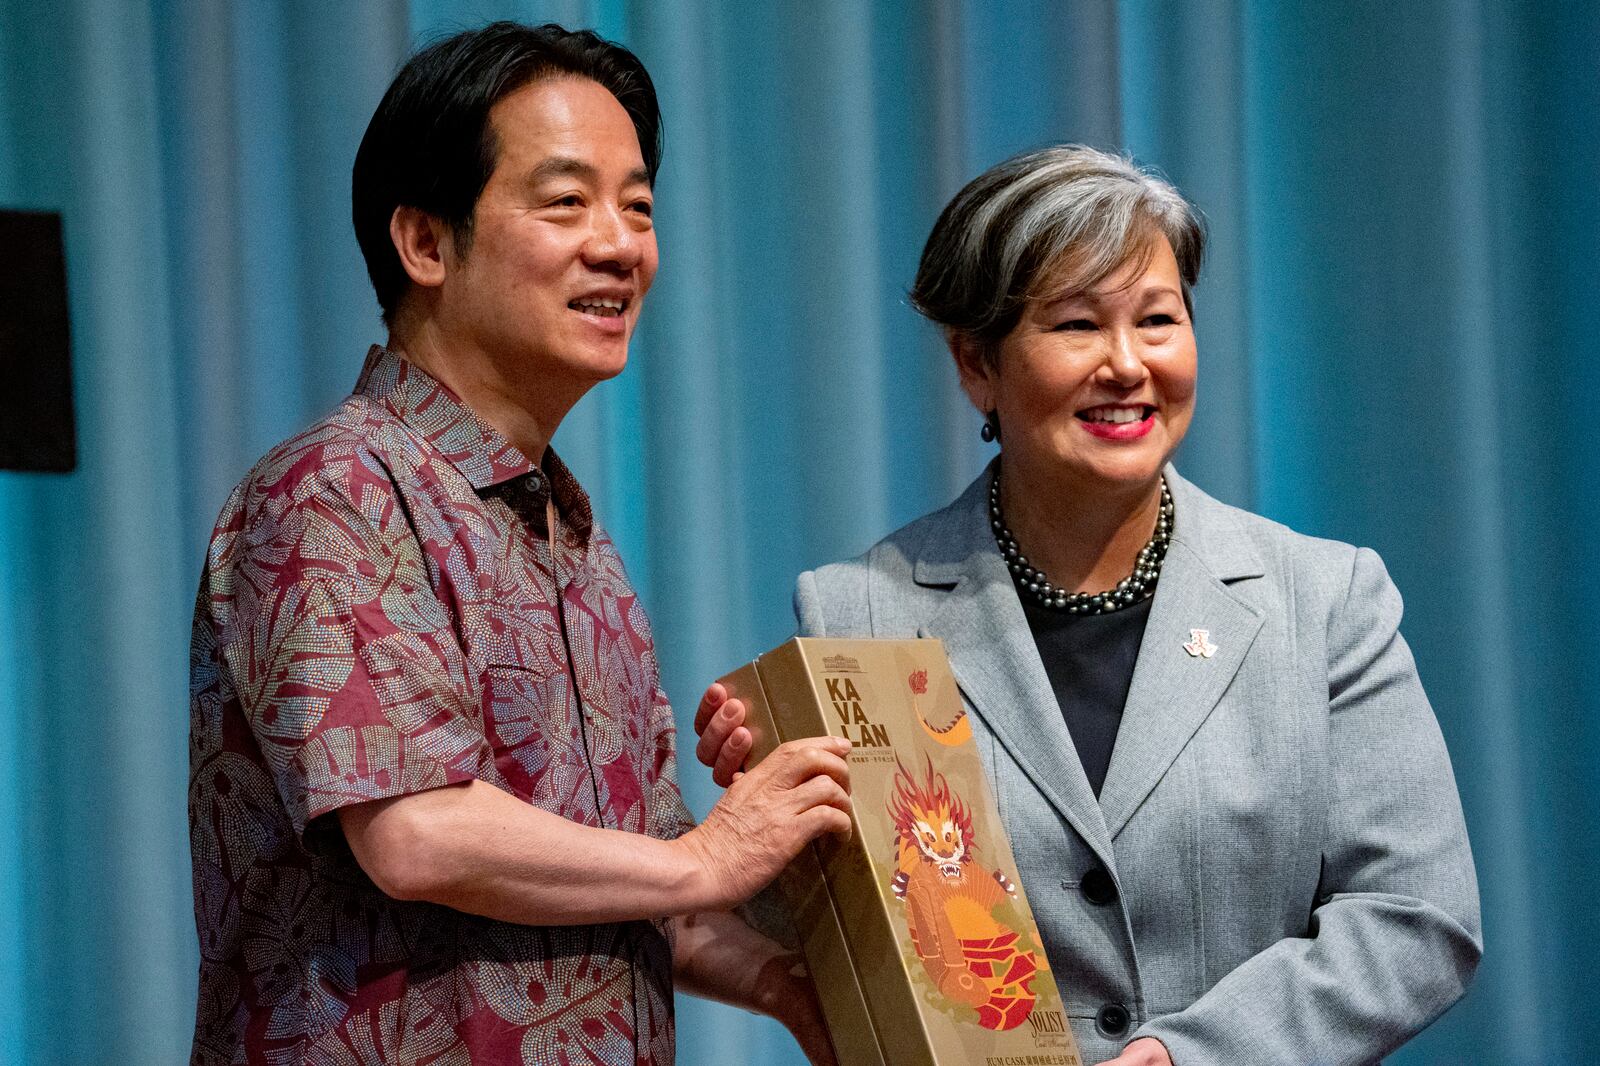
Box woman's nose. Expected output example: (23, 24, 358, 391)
(1102, 328, 1147, 385)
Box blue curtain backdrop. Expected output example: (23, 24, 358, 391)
(1, 0, 1594, 1062)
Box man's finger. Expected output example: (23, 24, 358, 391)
(799, 803, 853, 843)
(791, 774, 853, 819)
(771, 740, 852, 790)
(779, 734, 851, 761)
(694, 682, 727, 735)
(694, 715, 728, 768)
(711, 725, 751, 788)
(694, 697, 744, 768)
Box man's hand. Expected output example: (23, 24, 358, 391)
(755, 953, 837, 1066)
(1104, 1037, 1173, 1066)
(678, 735, 852, 909)
(671, 912, 838, 1066)
(695, 682, 752, 787)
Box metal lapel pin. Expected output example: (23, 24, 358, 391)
(1183, 628, 1218, 658)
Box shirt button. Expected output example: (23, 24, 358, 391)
(526, 471, 544, 493)
(1096, 1002, 1131, 1038)
(1080, 866, 1117, 905)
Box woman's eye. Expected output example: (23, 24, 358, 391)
(1140, 314, 1176, 327)
(1054, 319, 1096, 332)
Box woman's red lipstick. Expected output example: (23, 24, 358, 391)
(1077, 405, 1155, 440)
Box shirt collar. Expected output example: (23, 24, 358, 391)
(355, 345, 594, 540)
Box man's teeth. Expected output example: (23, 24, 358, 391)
(1083, 407, 1149, 424)
(571, 298, 625, 316)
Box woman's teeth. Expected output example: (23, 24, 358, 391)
(1080, 407, 1150, 424)
(570, 298, 625, 317)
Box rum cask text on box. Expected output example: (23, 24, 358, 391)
(720, 638, 1083, 1066)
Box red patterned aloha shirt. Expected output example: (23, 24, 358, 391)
(189, 346, 696, 1065)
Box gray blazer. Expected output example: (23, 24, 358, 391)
(795, 464, 1480, 1066)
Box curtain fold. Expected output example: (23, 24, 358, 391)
(1, 1, 1592, 1062)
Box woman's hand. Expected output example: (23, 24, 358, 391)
(677, 735, 852, 909)
(695, 682, 753, 786)
(1104, 1037, 1173, 1065)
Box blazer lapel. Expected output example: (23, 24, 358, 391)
(911, 468, 1117, 872)
(1097, 469, 1267, 840)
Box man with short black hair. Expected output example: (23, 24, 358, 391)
(189, 22, 845, 1064)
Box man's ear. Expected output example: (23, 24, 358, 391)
(948, 330, 997, 415)
(390, 205, 450, 289)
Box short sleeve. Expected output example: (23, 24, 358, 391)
(209, 451, 498, 841)
(645, 684, 698, 841)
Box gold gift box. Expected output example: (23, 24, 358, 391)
(720, 638, 1082, 1066)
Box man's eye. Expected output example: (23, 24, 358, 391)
(549, 194, 583, 208)
(630, 200, 654, 218)
(1140, 314, 1176, 327)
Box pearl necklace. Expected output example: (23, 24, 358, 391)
(988, 473, 1173, 614)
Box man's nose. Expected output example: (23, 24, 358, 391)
(582, 208, 642, 271)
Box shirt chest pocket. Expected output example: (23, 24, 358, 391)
(482, 661, 569, 743)
(482, 661, 600, 821)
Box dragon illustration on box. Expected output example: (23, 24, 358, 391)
(887, 732, 1044, 1031)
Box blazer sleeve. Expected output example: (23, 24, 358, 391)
(1134, 547, 1482, 1066)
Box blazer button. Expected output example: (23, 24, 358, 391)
(1080, 866, 1117, 905)
(1096, 1002, 1131, 1038)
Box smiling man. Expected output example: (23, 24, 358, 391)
(187, 23, 849, 1066)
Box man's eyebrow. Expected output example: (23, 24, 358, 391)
(526, 158, 653, 189)
(527, 157, 598, 185)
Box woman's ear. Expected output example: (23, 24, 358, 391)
(948, 330, 997, 415)
(389, 205, 450, 289)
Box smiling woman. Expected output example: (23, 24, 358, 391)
(958, 239, 1196, 594)
(697, 145, 1482, 1065)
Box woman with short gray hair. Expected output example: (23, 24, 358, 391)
(699, 145, 1480, 1065)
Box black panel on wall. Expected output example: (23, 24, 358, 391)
(0, 209, 75, 473)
